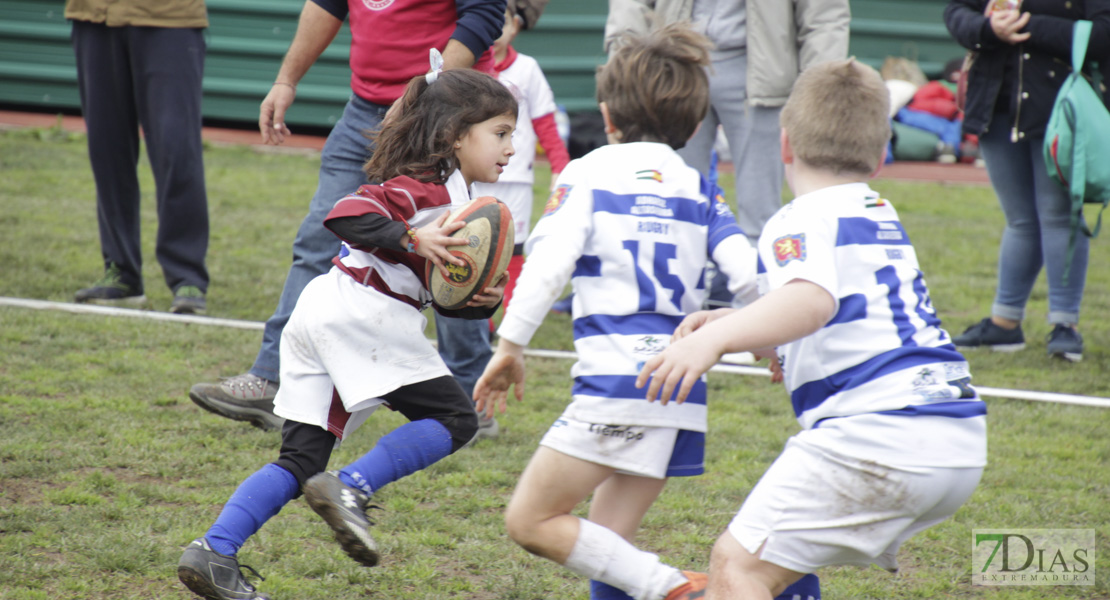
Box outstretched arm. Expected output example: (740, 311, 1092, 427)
(260, 1, 344, 145)
(637, 279, 835, 404)
(474, 339, 527, 418)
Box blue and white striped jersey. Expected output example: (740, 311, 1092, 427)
(498, 142, 758, 431)
(758, 183, 986, 467)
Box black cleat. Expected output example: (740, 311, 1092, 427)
(303, 471, 382, 567)
(177, 537, 269, 600)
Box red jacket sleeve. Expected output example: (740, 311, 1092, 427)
(532, 112, 570, 174)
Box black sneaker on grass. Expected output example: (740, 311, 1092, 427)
(177, 537, 269, 600)
(172, 285, 207, 315)
(1047, 324, 1083, 363)
(74, 264, 147, 308)
(952, 317, 1025, 352)
(189, 374, 284, 432)
(303, 471, 382, 567)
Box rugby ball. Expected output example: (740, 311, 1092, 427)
(425, 196, 514, 310)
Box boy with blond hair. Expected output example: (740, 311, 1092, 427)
(637, 59, 987, 599)
(474, 21, 821, 600)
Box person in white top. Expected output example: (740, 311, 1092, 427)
(472, 2, 571, 311)
(638, 59, 987, 600)
(474, 22, 823, 600)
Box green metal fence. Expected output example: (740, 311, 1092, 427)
(0, 0, 961, 129)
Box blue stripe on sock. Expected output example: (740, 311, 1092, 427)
(590, 579, 634, 600)
(777, 573, 821, 600)
(206, 463, 299, 556)
(338, 419, 453, 496)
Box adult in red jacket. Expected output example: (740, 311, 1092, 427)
(188, 0, 507, 434)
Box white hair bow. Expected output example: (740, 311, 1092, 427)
(425, 48, 444, 84)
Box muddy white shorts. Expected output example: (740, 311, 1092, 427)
(539, 412, 705, 479)
(727, 435, 983, 573)
(274, 268, 451, 439)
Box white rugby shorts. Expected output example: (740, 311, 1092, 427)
(539, 412, 704, 479)
(727, 434, 983, 573)
(273, 268, 451, 439)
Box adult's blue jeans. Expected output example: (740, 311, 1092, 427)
(978, 112, 1087, 325)
(249, 95, 491, 395)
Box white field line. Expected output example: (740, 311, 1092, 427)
(4, 296, 1109, 409)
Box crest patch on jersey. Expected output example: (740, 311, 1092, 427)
(636, 169, 663, 183)
(543, 184, 572, 216)
(773, 233, 807, 266)
(361, 0, 396, 10)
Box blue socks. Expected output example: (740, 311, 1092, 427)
(202, 420, 452, 557)
(337, 419, 454, 496)
(590, 580, 633, 600)
(778, 573, 821, 600)
(206, 463, 299, 556)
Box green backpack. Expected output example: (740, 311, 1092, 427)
(1044, 20, 1110, 282)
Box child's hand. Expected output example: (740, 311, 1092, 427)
(673, 308, 734, 341)
(636, 335, 722, 405)
(752, 348, 783, 384)
(474, 341, 526, 419)
(412, 212, 467, 271)
(468, 271, 508, 308)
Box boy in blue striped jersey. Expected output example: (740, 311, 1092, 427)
(638, 59, 987, 600)
(474, 21, 821, 600)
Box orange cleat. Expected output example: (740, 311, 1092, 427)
(663, 571, 708, 600)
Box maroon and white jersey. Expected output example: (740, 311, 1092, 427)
(325, 171, 472, 310)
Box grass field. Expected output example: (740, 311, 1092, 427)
(0, 125, 1107, 600)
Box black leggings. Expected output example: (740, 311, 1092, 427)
(273, 375, 478, 492)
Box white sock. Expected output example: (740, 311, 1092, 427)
(563, 518, 687, 600)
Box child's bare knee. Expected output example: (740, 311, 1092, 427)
(504, 506, 536, 547)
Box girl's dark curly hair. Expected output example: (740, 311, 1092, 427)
(364, 68, 519, 184)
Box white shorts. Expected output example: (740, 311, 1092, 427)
(273, 268, 451, 440)
(539, 413, 705, 479)
(727, 436, 983, 573)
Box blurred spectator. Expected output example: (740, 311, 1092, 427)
(944, 0, 1110, 362)
(67, 0, 210, 314)
(472, 2, 571, 312)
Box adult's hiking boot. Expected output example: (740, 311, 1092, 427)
(189, 373, 284, 431)
(463, 415, 499, 448)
